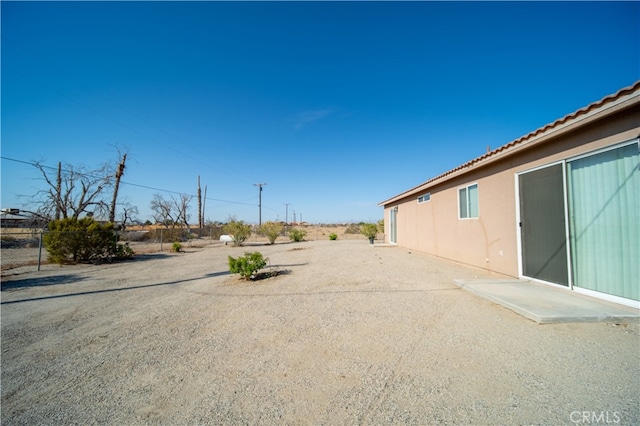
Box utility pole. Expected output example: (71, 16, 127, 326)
(283, 203, 290, 225)
(283, 203, 290, 235)
(254, 183, 267, 226)
(197, 176, 202, 229)
(293, 210, 296, 224)
(202, 185, 207, 227)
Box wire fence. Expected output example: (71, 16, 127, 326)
(1, 225, 380, 274)
(1, 231, 44, 273)
(0, 228, 217, 273)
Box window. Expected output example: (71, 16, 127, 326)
(459, 183, 478, 219)
(417, 193, 431, 203)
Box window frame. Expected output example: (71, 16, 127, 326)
(417, 193, 431, 204)
(458, 183, 479, 219)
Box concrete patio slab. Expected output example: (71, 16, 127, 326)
(453, 278, 640, 324)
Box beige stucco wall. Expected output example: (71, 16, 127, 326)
(384, 103, 640, 277)
(390, 161, 520, 276)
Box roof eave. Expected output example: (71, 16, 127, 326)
(379, 81, 640, 207)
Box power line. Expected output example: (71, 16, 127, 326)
(121, 181, 256, 207)
(1, 156, 257, 207)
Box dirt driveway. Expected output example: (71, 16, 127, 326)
(2, 240, 638, 425)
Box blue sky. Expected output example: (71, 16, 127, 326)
(2, 1, 638, 224)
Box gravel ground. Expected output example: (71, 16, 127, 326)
(1, 239, 638, 425)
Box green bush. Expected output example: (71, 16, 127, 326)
(360, 223, 379, 241)
(115, 243, 135, 259)
(228, 251, 268, 280)
(223, 220, 252, 246)
(172, 242, 183, 252)
(44, 217, 116, 264)
(289, 228, 307, 242)
(329, 233, 338, 240)
(259, 221, 284, 245)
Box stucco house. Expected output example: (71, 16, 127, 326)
(379, 81, 639, 308)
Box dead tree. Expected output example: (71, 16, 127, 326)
(150, 194, 176, 228)
(174, 194, 193, 236)
(33, 161, 111, 220)
(119, 203, 139, 231)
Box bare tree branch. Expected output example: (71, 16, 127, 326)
(173, 194, 193, 234)
(31, 161, 113, 221)
(150, 194, 176, 228)
(119, 202, 139, 231)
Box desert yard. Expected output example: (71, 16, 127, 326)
(1, 239, 638, 425)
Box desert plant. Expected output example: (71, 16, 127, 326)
(289, 228, 307, 242)
(115, 243, 135, 259)
(43, 217, 116, 264)
(228, 251, 268, 280)
(223, 220, 252, 246)
(329, 233, 338, 240)
(360, 223, 378, 243)
(172, 242, 183, 252)
(259, 221, 284, 244)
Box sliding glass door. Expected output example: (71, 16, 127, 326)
(567, 142, 639, 301)
(519, 164, 569, 286)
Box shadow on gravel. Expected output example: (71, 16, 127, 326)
(269, 263, 308, 268)
(131, 253, 171, 261)
(1, 274, 86, 291)
(206, 271, 232, 278)
(234, 241, 305, 247)
(1, 274, 212, 305)
(1, 254, 169, 292)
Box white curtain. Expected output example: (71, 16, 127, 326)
(567, 142, 639, 301)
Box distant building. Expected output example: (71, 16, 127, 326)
(379, 81, 639, 308)
(0, 210, 47, 229)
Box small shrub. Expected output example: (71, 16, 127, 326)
(228, 251, 268, 280)
(223, 220, 252, 246)
(289, 228, 306, 242)
(360, 223, 378, 242)
(259, 221, 284, 245)
(329, 233, 338, 240)
(115, 243, 135, 259)
(172, 242, 183, 252)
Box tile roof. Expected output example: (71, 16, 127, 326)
(379, 80, 640, 206)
